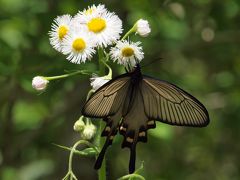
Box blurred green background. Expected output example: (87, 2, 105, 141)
(1, 0, 240, 179)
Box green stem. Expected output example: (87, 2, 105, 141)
(68, 141, 81, 172)
(121, 25, 137, 40)
(45, 70, 88, 81)
(98, 48, 105, 75)
(86, 89, 95, 101)
(97, 47, 106, 180)
(101, 60, 112, 79)
(118, 174, 145, 180)
(53, 143, 98, 157)
(68, 140, 98, 172)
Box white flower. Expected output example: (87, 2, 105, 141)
(82, 4, 106, 16)
(135, 19, 151, 37)
(110, 40, 144, 67)
(90, 75, 110, 90)
(61, 26, 96, 64)
(32, 76, 49, 91)
(73, 117, 85, 132)
(81, 124, 96, 140)
(73, 4, 122, 47)
(49, 15, 72, 52)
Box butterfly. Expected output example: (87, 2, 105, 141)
(82, 64, 209, 174)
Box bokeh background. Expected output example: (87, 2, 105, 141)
(1, 0, 240, 179)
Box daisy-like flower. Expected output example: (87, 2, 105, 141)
(61, 26, 96, 64)
(90, 75, 110, 90)
(135, 19, 151, 37)
(74, 4, 122, 47)
(32, 76, 49, 91)
(110, 40, 144, 67)
(49, 15, 72, 52)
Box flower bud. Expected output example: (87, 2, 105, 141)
(81, 124, 96, 140)
(90, 75, 110, 90)
(32, 76, 49, 91)
(135, 19, 151, 37)
(73, 117, 85, 132)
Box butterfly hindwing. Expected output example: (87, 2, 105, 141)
(119, 84, 150, 173)
(141, 76, 209, 127)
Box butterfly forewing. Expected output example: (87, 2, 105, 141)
(82, 74, 131, 118)
(141, 76, 209, 127)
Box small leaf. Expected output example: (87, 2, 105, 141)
(52, 143, 97, 157)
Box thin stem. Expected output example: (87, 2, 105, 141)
(68, 142, 78, 172)
(86, 89, 95, 101)
(68, 140, 98, 172)
(121, 25, 136, 40)
(98, 48, 105, 75)
(86, 118, 91, 125)
(134, 161, 144, 174)
(101, 60, 112, 79)
(45, 70, 88, 81)
(97, 47, 107, 180)
(118, 174, 145, 180)
(52, 143, 98, 157)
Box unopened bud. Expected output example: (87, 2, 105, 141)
(135, 19, 151, 37)
(81, 124, 96, 140)
(90, 75, 110, 90)
(73, 117, 85, 132)
(32, 76, 49, 91)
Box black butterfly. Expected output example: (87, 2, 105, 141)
(82, 64, 209, 174)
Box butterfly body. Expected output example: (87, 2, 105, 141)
(82, 64, 209, 173)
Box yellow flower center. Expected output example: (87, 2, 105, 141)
(72, 38, 86, 52)
(121, 47, 134, 57)
(87, 18, 106, 33)
(58, 26, 68, 40)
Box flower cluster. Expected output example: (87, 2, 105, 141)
(48, 4, 150, 66)
(49, 4, 123, 64)
(33, 4, 151, 92)
(73, 116, 96, 140)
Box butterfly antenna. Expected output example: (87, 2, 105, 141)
(141, 57, 164, 68)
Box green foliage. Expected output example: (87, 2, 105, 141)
(1, 0, 240, 179)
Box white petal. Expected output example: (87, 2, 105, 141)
(61, 27, 96, 64)
(74, 4, 123, 47)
